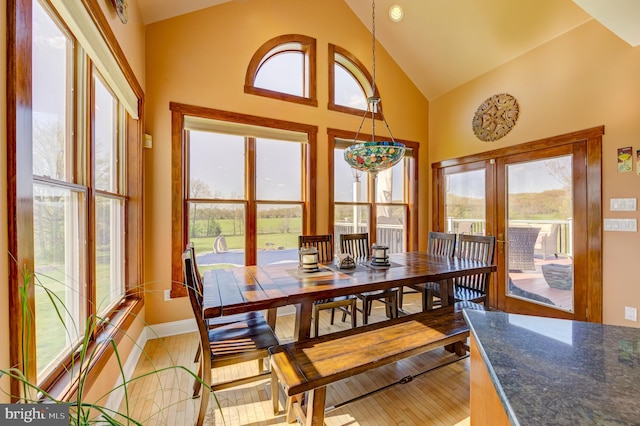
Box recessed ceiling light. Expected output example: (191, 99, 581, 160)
(389, 4, 403, 22)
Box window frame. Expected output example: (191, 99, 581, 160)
(244, 34, 318, 107)
(170, 102, 318, 298)
(327, 128, 420, 252)
(328, 44, 382, 120)
(7, 0, 144, 399)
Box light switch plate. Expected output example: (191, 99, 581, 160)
(604, 218, 637, 232)
(610, 198, 637, 211)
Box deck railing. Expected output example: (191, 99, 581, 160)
(446, 218, 573, 256)
(334, 222, 405, 254)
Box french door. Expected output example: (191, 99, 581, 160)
(433, 127, 603, 322)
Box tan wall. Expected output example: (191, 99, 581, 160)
(430, 20, 640, 327)
(1, 0, 10, 403)
(143, 0, 430, 325)
(97, 0, 146, 89)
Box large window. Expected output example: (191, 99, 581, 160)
(171, 104, 317, 296)
(9, 0, 143, 391)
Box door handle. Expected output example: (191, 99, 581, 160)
(496, 233, 509, 254)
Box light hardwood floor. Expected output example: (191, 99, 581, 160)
(119, 293, 472, 425)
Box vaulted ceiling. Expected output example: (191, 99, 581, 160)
(137, 0, 640, 101)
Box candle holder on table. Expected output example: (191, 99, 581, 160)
(371, 244, 390, 266)
(298, 247, 319, 272)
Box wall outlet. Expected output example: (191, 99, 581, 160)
(164, 289, 171, 301)
(624, 306, 637, 322)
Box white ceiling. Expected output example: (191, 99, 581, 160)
(137, 0, 640, 101)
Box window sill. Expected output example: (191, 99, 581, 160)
(43, 297, 144, 402)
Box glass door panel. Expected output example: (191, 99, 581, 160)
(445, 168, 486, 235)
(505, 155, 574, 312)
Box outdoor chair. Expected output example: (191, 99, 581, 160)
(299, 235, 357, 336)
(426, 234, 495, 309)
(399, 232, 456, 310)
(183, 247, 279, 426)
(340, 233, 399, 324)
(508, 227, 541, 271)
(534, 223, 560, 259)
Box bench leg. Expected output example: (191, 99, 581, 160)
(305, 387, 327, 426)
(271, 370, 280, 414)
(287, 394, 303, 423)
(444, 340, 467, 356)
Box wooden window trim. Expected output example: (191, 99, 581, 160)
(170, 102, 318, 298)
(327, 128, 419, 251)
(8, 0, 144, 399)
(244, 34, 318, 107)
(328, 44, 383, 120)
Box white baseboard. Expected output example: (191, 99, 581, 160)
(145, 318, 197, 339)
(104, 327, 149, 412)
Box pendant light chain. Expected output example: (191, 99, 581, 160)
(343, 0, 404, 179)
(371, 0, 376, 96)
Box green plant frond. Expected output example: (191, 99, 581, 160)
(0, 368, 58, 404)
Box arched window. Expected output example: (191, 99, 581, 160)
(245, 34, 317, 107)
(328, 44, 381, 119)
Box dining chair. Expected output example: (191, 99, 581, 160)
(398, 232, 456, 310)
(340, 233, 399, 325)
(183, 247, 279, 426)
(299, 235, 357, 336)
(425, 234, 496, 309)
(187, 242, 264, 363)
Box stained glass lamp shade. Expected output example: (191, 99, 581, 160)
(344, 141, 405, 177)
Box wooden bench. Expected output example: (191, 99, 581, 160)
(269, 302, 484, 425)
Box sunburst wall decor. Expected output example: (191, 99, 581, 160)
(472, 93, 519, 142)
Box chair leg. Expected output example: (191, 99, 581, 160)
(193, 357, 203, 398)
(313, 306, 320, 338)
(330, 307, 336, 325)
(363, 299, 370, 325)
(194, 342, 201, 363)
(350, 298, 357, 328)
(196, 362, 211, 426)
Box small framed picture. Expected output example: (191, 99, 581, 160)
(617, 146, 632, 172)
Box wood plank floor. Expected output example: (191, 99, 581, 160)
(120, 293, 471, 425)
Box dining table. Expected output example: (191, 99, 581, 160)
(201, 251, 496, 341)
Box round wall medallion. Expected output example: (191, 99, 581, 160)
(110, 0, 128, 24)
(472, 93, 519, 142)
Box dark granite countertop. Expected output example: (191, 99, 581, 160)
(463, 309, 640, 426)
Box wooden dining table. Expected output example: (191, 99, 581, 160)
(202, 251, 496, 341)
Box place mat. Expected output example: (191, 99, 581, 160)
(364, 260, 403, 270)
(323, 263, 370, 274)
(285, 267, 335, 279)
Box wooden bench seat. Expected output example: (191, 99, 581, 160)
(269, 302, 485, 426)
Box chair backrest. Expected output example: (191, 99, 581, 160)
(182, 248, 210, 347)
(457, 234, 495, 263)
(299, 235, 334, 263)
(187, 242, 203, 294)
(455, 234, 496, 294)
(340, 233, 370, 258)
(427, 232, 456, 257)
